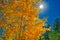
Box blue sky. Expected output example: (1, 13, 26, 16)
(39, 0, 60, 27)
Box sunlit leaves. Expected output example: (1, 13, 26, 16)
(0, 0, 50, 40)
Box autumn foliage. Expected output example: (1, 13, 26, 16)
(0, 0, 50, 40)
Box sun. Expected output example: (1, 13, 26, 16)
(39, 4, 44, 9)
